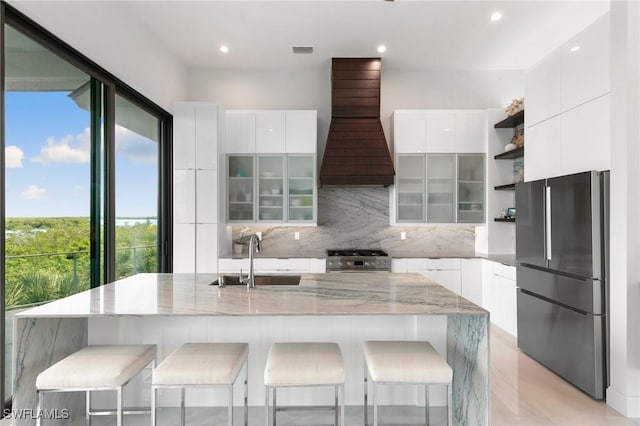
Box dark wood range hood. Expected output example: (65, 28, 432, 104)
(319, 58, 396, 186)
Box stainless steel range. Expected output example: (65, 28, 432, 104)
(326, 249, 391, 272)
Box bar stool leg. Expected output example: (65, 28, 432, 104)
(36, 391, 43, 426)
(116, 387, 123, 426)
(341, 384, 345, 426)
(372, 382, 378, 426)
(447, 383, 453, 426)
(272, 387, 277, 426)
(245, 362, 249, 426)
(334, 385, 339, 426)
(364, 362, 368, 426)
(425, 384, 430, 426)
(151, 387, 157, 426)
(86, 390, 91, 426)
(265, 387, 270, 426)
(228, 385, 234, 426)
(180, 388, 186, 426)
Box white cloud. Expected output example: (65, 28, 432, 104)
(115, 125, 156, 164)
(32, 128, 90, 165)
(21, 185, 47, 200)
(5, 145, 24, 168)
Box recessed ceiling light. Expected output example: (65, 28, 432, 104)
(377, 45, 387, 53)
(490, 11, 502, 22)
(570, 45, 581, 52)
(220, 45, 229, 53)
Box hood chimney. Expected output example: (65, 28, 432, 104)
(319, 58, 395, 186)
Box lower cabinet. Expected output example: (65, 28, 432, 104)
(396, 257, 517, 338)
(406, 258, 462, 295)
(218, 258, 326, 274)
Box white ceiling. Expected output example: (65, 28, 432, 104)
(124, 0, 609, 71)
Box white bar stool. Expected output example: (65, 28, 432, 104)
(152, 342, 249, 426)
(363, 341, 453, 426)
(264, 342, 345, 426)
(35, 344, 157, 426)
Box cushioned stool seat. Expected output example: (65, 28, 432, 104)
(36, 344, 157, 426)
(152, 343, 249, 426)
(363, 341, 453, 426)
(264, 342, 345, 426)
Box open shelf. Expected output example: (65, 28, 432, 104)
(494, 110, 524, 128)
(494, 217, 516, 223)
(494, 146, 524, 160)
(494, 183, 516, 190)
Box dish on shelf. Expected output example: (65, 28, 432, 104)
(271, 188, 281, 195)
(290, 198, 303, 206)
(262, 171, 276, 177)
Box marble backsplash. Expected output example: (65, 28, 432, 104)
(231, 187, 476, 257)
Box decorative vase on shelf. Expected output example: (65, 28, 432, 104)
(504, 143, 517, 152)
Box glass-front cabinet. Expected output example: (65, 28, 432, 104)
(288, 155, 315, 222)
(396, 155, 425, 222)
(427, 154, 456, 223)
(457, 154, 485, 223)
(395, 153, 485, 223)
(258, 155, 285, 222)
(228, 155, 255, 221)
(227, 154, 316, 223)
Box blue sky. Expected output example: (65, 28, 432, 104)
(5, 91, 158, 218)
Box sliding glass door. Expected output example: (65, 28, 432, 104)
(0, 4, 172, 408)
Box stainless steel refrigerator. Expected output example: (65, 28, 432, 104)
(515, 170, 609, 399)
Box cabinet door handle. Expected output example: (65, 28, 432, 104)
(545, 186, 552, 260)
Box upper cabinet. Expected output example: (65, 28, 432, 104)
(394, 110, 486, 154)
(227, 111, 256, 153)
(225, 110, 317, 224)
(524, 14, 610, 181)
(228, 110, 317, 154)
(525, 14, 609, 128)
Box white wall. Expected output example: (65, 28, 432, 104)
(187, 67, 524, 158)
(607, 0, 640, 418)
(8, 0, 188, 111)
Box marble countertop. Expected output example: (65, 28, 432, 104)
(219, 251, 516, 266)
(18, 272, 487, 318)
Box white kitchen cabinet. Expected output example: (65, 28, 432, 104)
(226, 111, 256, 153)
(406, 258, 462, 295)
(173, 223, 195, 273)
(455, 110, 487, 153)
(196, 170, 218, 224)
(227, 155, 255, 222)
(391, 258, 407, 273)
(174, 169, 195, 224)
(285, 111, 317, 153)
(524, 116, 563, 181)
(394, 111, 426, 153)
(256, 111, 286, 153)
(425, 110, 455, 153)
(489, 262, 517, 337)
(461, 259, 483, 306)
(173, 103, 196, 170)
(196, 224, 218, 273)
(287, 155, 316, 222)
(195, 103, 219, 169)
(561, 14, 609, 114)
(560, 94, 610, 175)
(525, 49, 563, 128)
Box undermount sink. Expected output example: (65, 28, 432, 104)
(211, 275, 301, 286)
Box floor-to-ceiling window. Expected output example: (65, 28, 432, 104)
(0, 4, 172, 408)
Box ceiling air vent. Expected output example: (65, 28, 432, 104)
(292, 46, 314, 54)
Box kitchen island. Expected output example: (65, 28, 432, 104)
(13, 273, 488, 425)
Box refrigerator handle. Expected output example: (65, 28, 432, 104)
(546, 186, 552, 260)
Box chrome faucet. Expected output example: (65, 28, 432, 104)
(240, 234, 261, 288)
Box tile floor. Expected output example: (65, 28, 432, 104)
(3, 326, 639, 425)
